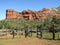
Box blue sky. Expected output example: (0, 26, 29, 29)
(0, 0, 60, 20)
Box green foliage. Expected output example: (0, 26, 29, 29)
(0, 15, 60, 32)
(49, 16, 60, 32)
(0, 21, 3, 29)
(51, 16, 60, 24)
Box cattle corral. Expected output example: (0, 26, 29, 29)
(0, 29, 60, 39)
(0, 29, 60, 45)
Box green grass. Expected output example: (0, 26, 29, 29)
(0, 38, 21, 45)
(30, 32, 60, 40)
(0, 33, 60, 45)
(43, 32, 60, 39)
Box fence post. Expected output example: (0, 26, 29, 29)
(25, 26, 28, 38)
(40, 29, 42, 39)
(12, 30, 15, 39)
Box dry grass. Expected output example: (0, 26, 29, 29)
(0, 34, 60, 45)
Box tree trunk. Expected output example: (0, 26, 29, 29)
(30, 29, 32, 37)
(40, 30, 42, 39)
(52, 24, 55, 40)
(53, 30, 55, 40)
(25, 27, 28, 38)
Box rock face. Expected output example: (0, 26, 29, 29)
(6, 8, 60, 20)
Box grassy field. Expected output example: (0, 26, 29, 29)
(0, 36, 60, 45)
(42, 32, 60, 39)
(0, 32, 60, 45)
(29, 32, 60, 39)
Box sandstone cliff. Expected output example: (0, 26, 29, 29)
(6, 7, 60, 20)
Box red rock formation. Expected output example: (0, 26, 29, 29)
(6, 8, 60, 20)
(6, 9, 23, 19)
(22, 10, 36, 20)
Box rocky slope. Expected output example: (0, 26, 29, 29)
(6, 6, 60, 20)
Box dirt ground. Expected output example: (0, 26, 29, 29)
(0, 34, 60, 45)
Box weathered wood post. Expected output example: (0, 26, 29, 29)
(37, 27, 39, 38)
(37, 26, 43, 39)
(25, 26, 28, 38)
(37, 27, 40, 38)
(30, 29, 32, 37)
(12, 30, 15, 39)
(40, 29, 42, 39)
